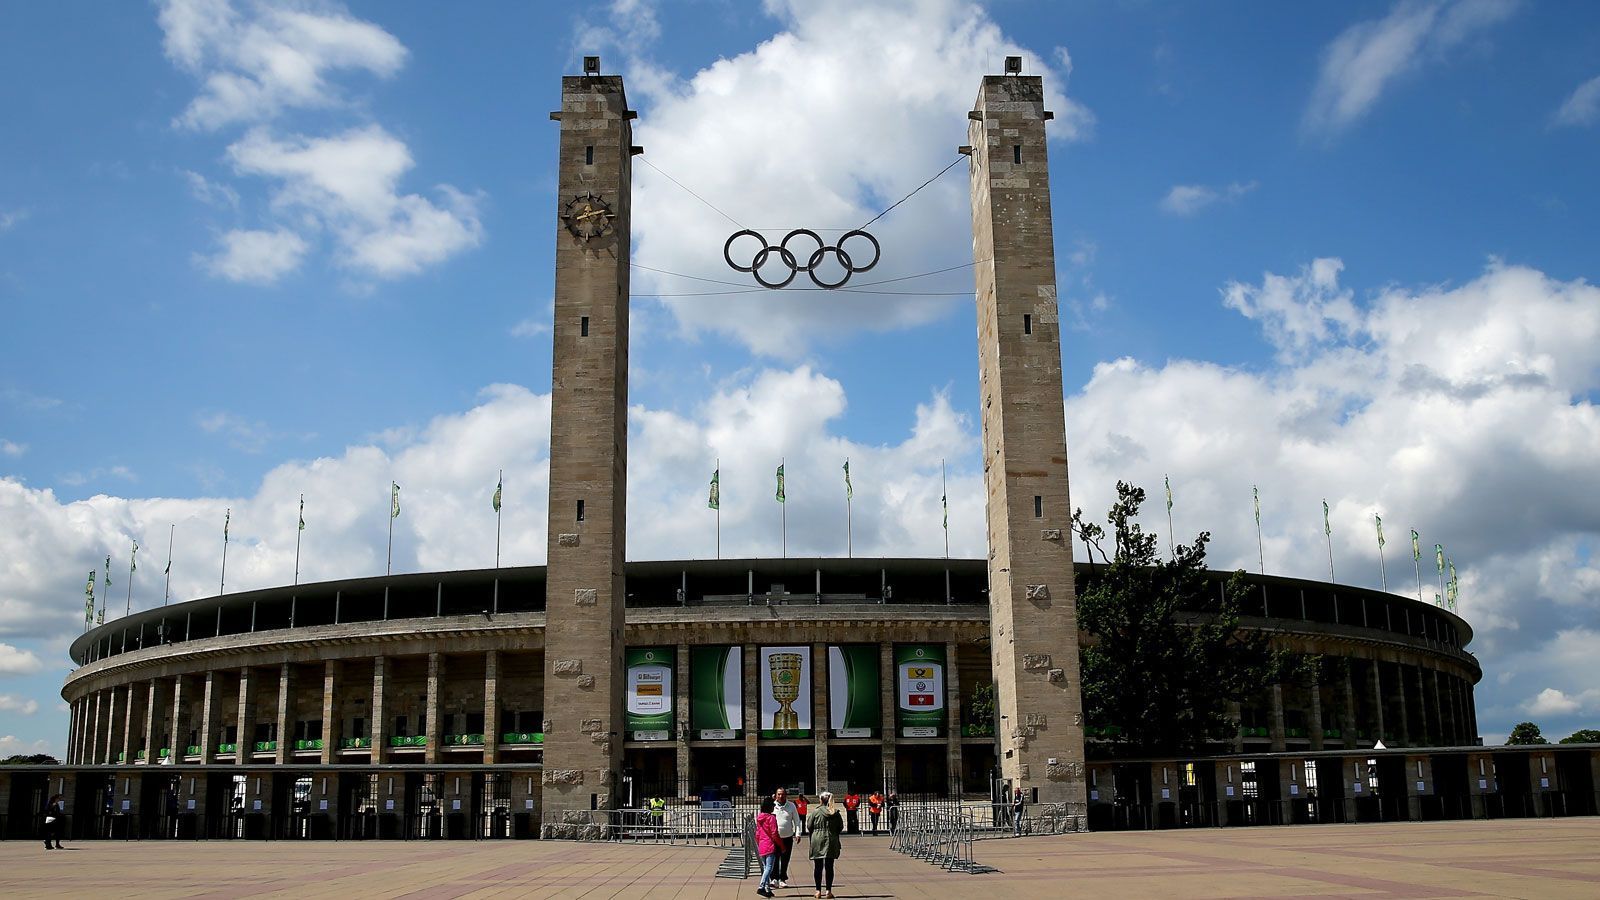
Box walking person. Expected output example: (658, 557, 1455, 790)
(754, 798, 781, 898)
(794, 792, 809, 835)
(886, 792, 899, 834)
(42, 793, 65, 849)
(772, 786, 800, 889)
(1012, 787, 1026, 836)
(806, 790, 845, 899)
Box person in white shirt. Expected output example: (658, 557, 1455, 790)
(771, 786, 800, 888)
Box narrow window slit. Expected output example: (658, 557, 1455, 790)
(1013, 145, 1021, 164)
(576, 499, 586, 522)
(1023, 314, 1032, 334)
(585, 146, 594, 165)
(580, 316, 590, 336)
(1033, 495, 1042, 518)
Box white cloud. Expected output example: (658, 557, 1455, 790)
(1160, 180, 1257, 216)
(0, 694, 39, 715)
(158, 0, 407, 131)
(1304, 0, 1520, 134)
(196, 411, 297, 453)
(609, 0, 1092, 356)
(58, 466, 137, 489)
(1525, 687, 1582, 716)
(184, 169, 240, 209)
(225, 126, 483, 279)
(0, 735, 53, 757)
(0, 643, 44, 675)
(0, 439, 24, 458)
(0, 208, 26, 233)
(201, 227, 308, 283)
(1553, 75, 1600, 128)
(1221, 257, 1360, 356)
(510, 318, 551, 338)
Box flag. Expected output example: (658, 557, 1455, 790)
(391, 482, 401, 518)
(1411, 529, 1421, 561)
(104, 556, 111, 590)
(299, 496, 306, 531)
(130, 540, 138, 573)
(85, 571, 95, 624)
(1165, 475, 1173, 512)
(942, 491, 948, 530)
(224, 509, 230, 543)
(843, 460, 852, 501)
(775, 464, 785, 503)
(1252, 485, 1260, 526)
(1322, 500, 1331, 536)
(1435, 543, 1445, 574)
(492, 479, 502, 514)
(707, 469, 720, 510)
(1375, 515, 1385, 549)
(164, 558, 171, 576)
(1447, 560, 1459, 609)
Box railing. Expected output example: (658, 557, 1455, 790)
(339, 737, 370, 749)
(293, 739, 324, 751)
(216, 743, 237, 754)
(444, 733, 484, 746)
(253, 741, 277, 752)
(501, 732, 544, 745)
(389, 735, 428, 748)
(890, 806, 989, 874)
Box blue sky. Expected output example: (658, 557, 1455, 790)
(2, 0, 1599, 755)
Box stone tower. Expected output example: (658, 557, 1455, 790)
(541, 70, 634, 833)
(967, 72, 1089, 828)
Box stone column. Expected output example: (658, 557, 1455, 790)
(143, 679, 162, 762)
(879, 642, 898, 790)
(968, 69, 1088, 818)
(1341, 667, 1357, 746)
(742, 643, 759, 795)
(425, 652, 442, 764)
(1269, 683, 1286, 752)
(1368, 661, 1385, 744)
(65, 698, 79, 764)
(1343, 756, 1364, 821)
(1309, 682, 1325, 750)
(91, 690, 105, 764)
(235, 666, 255, 765)
(813, 641, 828, 795)
(1227, 700, 1244, 752)
(371, 656, 389, 765)
(170, 675, 191, 760)
(1428, 669, 1447, 746)
(483, 650, 501, 765)
(274, 663, 293, 764)
(946, 641, 964, 794)
(198, 672, 219, 765)
(106, 686, 123, 764)
(1393, 664, 1411, 746)
(1467, 753, 1491, 817)
(320, 661, 338, 764)
(121, 683, 138, 763)
(1212, 761, 1231, 826)
(1405, 755, 1430, 820)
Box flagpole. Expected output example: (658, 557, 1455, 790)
(220, 509, 229, 596)
(1415, 551, 1423, 602)
(942, 459, 949, 559)
(1323, 500, 1335, 583)
(125, 542, 136, 617)
(846, 458, 852, 559)
(1375, 516, 1387, 591)
(1253, 486, 1265, 576)
(780, 457, 787, 559)
(715, 459, 721, 560)
(387, 483, 397, 577)
(1164, 475, 1176, 559)
(495, 470, 503, 569)
(164, 524, 174, 605)
(294, 494, 304, 586)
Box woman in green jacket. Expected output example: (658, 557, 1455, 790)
(805, 790, 844, 899)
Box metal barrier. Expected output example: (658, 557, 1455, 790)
(890, 805, 990, 874)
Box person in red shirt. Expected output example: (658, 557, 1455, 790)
(867, 791, 884, 834)
(843, 792, 861, 834)
(794, 793, 809, 835)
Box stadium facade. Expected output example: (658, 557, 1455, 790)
(8, 64, 1597, 841)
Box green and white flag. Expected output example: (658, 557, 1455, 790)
(775, 464, 785, 503)
(1435, 543, 1445, 574)
(390, 482, 401, 518)
(707, 469, 719, 510)
(1165, 475, 1174, 512)
(1411, 529, 1421, 561)
(299, 496, 306, 531)
(843, 459, 852, 500)
(1253, 485, 1261, 525)
(491, 478, 502, 514)
(941, 491, 948, 530)
(1447, 561, 1459, 609)
(129, 540, 138, 573)
(1323, 499, 1331, 536)
(104, 556, 111, 590)
(1375, 515, 1385, 549)
(223, 509, 230, 543)
(85, 571, 95, 625)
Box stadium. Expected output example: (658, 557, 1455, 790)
(5, 63, 1595, 843)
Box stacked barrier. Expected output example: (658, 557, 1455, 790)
(889, 805, 989, 874)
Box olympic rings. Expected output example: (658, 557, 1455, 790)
(723, 228, 881, 289)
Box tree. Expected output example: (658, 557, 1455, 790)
(1072, 481, 1277, 757)
(1559, 728, 1600, 744)
(0, 754, 59, 765)
(964, 682, 996, 736)
(1506, 721, 1549, 745)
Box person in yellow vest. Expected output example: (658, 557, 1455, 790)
(648, 796, 665, 828)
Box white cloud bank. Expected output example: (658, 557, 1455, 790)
(1160, 181, 1258, 217)
(1553, 75, 1600, 128)
(1304, 0, 1520, 134)
(159, 1, 482, 283)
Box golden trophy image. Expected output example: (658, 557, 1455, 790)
(768, 651, 803, 730)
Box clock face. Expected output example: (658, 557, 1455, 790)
(561, 192, 615, 240)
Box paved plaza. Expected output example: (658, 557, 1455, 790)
(4, 819, 1597, 898)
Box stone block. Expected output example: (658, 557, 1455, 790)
(576, 674, 595, 689)
(1025, 584, 1049, 601)
(1022, 654, 1052, 670)
(579, 718, 603, 734)
(543, 769, 585, 785)
(557, 533, 580, 547)
(1041, 529, 1062, 541)
(553, 659, 583, 677)
(573, 588, 597, 606)
(1048, 668, 1065, 684)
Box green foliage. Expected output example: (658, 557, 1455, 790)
(1506, 721, 1549, 745)
(1559, 728, 1600, 744)
(1072, 481, 1276, 757)
(0, 754, 60, 765)
(964, 682, 996, 734)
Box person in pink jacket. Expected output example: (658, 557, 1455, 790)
(755, 798, 781, 897)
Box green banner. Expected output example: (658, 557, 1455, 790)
(625, 646, 674, 740)
(895, 644, 947, 737)
(759, 645, 812, 739)
(690, 645, 743, 739)
(827, 645, 879, 737)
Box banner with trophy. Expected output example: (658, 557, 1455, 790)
(895, 644, 946, 737)
(758, 645, 812, 738)
(827, 644, 880, 737)
(625, 646, 674, 741)
(690, 645, 743, 739)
